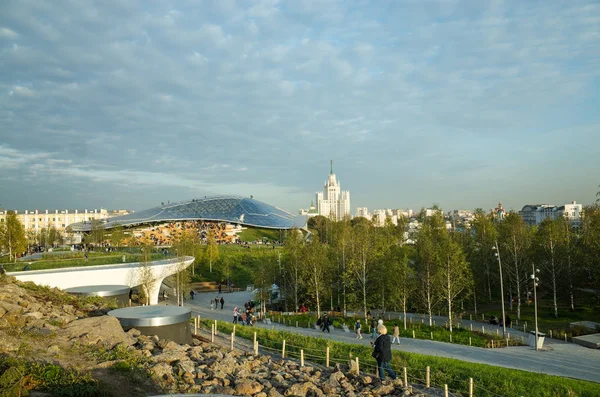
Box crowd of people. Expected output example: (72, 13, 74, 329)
(232, 301, 256, 326)
(136, 221, 238, 246)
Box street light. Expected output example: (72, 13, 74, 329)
(492, 241, 507, 343)
(531, 265, 540, 350)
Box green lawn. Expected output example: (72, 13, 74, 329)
(202, 320, 600, 397)
(268, 313, 523, 348)
(3, 253, 166, 272)
(237, 227, 284, 243)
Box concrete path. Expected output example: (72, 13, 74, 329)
(176, 290, 600, 384)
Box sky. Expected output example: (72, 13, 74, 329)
(1, 0, 599, 215)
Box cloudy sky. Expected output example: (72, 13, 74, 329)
(1, 0, 599, 214)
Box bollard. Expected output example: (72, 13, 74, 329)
(301, 350, 304, 367)
(355, 357, 359, 374)
(444, 384, 449, 397)
(469, 378, 474, 397)
(550, 330, 553, 339)
(403, 367, 408, 387)
(296, 321, 298, 328)
(482, 326, 485, 334)
(129, 299, 132, 307)
(469, 336, 472, 345)
(214, 320, 218, 336)
(211, 324, 215, 343)
(282, 340, 286, 358)
(496, 329, 499, 336)
(431, 332, 433, 340)
(565, 333, 567, 342)
(482, 314, 485, 320)
(412, 330, 416, 339)
(326, 347, 330, 367)
(194, 318, 197, 335)
(491, 340, 494, 348)
(470, 314, 472, 321)
(197, 314, 200, 324)
(450, 334, 452, 343)
(426, 366, 430, 388)
(231, 333, 234, 351)
(254, 340, 258, 356)
(254, 331, 257, 347)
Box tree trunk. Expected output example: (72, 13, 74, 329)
(447, 257, 453, 333)
(403, 296, 407, 330)
(551, 241, 558, 318)
(473, 290, 478, 315)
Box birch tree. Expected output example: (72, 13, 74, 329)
(0, 211, 26, 262)
(302, 236, 330, 318)
(331, 219, 351, 316)
(535, 218, 565, 318)
(348, 219, 375, 320)
(283, 228, 304, 313)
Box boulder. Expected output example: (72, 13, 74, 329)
(62, 316, 135, 349)
(235, 379, 264, 395)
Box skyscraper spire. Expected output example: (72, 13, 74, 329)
(330, 160, 333, 175)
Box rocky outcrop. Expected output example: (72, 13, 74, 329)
(0, 276, 433, 396)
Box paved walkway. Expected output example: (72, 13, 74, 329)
(175, 290, 600, 384)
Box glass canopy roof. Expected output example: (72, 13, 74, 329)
(69, 195, 307, 232)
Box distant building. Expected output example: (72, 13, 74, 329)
(493, 202, 506, 220)
(425, 208, 442, 217)
(519, 201, 582, 226)
(298, 201, 319, 218)
(315, 161, 351, 220)
(355, 207, 371, 220)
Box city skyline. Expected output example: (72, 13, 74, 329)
(1, 1, 599, 213)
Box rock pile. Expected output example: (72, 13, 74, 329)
(0, 277, 434, 396)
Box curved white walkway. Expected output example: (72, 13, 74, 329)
(8, 256, 195, 305)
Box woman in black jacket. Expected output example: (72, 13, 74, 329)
(372, 324, 397, 381)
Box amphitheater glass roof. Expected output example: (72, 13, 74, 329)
(69, 196, 307, 232)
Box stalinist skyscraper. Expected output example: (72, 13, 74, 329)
(316, 161, 351, 220)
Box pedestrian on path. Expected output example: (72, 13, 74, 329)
(233, 306, 239, 324)
(210, 299, 214, 310)
(355, 319, 363, 339)
(220, 296, 225, 310)
(322, 314, 331, 333)
(371, 318, 377, 338)
(372, 324, 397, 381)
(392, 324, 400, 344)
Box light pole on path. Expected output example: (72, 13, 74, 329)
(492, 241, 507, 343)
(531, 264, 540, 350)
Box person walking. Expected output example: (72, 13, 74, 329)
(371, 318, 377, 339)
(372, 324, 397, 381)
(322, 314, 331, 333)
(189, 290, 195, 300)
(392, 324, 400, 344)
(233, 306, 239, 324)
(220, 296, 225, 310)
(355, 319, 363, 339)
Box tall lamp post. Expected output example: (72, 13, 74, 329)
(531, 264, 540, 350)
(492, 241, 507, 342)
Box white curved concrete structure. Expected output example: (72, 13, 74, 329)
(8, 256, 194, 305)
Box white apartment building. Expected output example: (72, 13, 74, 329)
(0, 208, 129, 235)
(315, 161, 351, 220)
(355, 207, 371, 220)
(519, 201, 583, 226)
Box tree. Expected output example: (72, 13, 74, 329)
(90, 219, 105, 246)
(302, 236, 330, 318)
(205, 229, 219, 273)
(136, 237, 155, 305)
(331, 219, 352, 315)
(470, 209, 498, 303)
(109, 224, 125, 247)
(534, 218, 566, 318)
(414, 212, 444, 326)
(388, 245, 416, 329)
(0, 211, 27, 262)
(282, 228, 304, 313)
(439, 233, 472, 332)
(308, 215, 331, 244)
(348, 219, 376, 320)
(498, 212, 531, 319)
(253, 251, 279, 318)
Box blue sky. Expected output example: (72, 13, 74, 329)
(1, 0, 599, 214)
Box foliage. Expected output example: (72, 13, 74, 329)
(0, 211, 27, 262)
(0, 355, 111, 397)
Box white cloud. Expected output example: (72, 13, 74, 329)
(0, 27, 18, 38)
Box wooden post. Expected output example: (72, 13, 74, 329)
(254, 340, 258, 356)
(444, 384, 449, 397)
(326, 347, 330, 367)
(469, 337, 472, 346)
(469, 378, 474, 397)
(194, 318, 197, 335)
(482, 326, 485, 334)
(496, 329, 499, 336)
(296, 321, 298, 327)
(211, 324, 215, 343)
(301, 350, 304, 367)
(214, 320, 218, 336)
(565, 333, 567, 342)
(254, 331, 257, 347)
(282, 340, 286, 358)
(403, 367, 408, 387)
(449, 334, 452, 343)
(470, 314, 472, 321)
(355, 357, 359, 374)
(491, 340, 494, 348)
(197, 314, 200, 323)
(230, 333, 234, 351)
(431, 332, 433, 340)
(421, 319, 424, 324)
(470, 324, 473, 331)
(388, 314, 391, 320)
(482, 314, 485, 320)
(412, 330, 416, 339)
(129, 299, 132, 306)
(550, 330, 553, 339)
(233, 324, 236, 335)
(426, 366, 430, 388)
